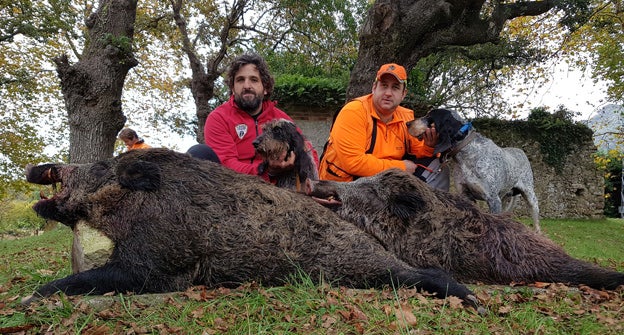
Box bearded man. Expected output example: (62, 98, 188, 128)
(203, 53, 318, 181)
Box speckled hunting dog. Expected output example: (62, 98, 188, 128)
(406, 109, 541, 232)
(253, 119, 318, 191)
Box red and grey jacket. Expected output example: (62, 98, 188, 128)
(204, 95, 318, 182)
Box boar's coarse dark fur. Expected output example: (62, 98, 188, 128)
(23, 148, 480, 309)
(307, 169, 624, 290)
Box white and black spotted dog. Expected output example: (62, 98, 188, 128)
(253, 119, 318, 192)
(407, 109, 541, 232)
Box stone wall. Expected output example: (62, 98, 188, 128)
(497, 140, 604, 219)
(284, 105, 605, 219)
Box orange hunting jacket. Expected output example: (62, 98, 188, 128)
(128, 141, 151, 150)
(318, 94, 434, 182)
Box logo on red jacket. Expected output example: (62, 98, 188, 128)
(235, 124, 248, 139)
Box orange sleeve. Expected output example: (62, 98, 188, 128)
(330, 101, 406, 177)
(407, 135, 435, 157)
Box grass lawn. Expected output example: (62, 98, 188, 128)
(1, 219, 623, 334)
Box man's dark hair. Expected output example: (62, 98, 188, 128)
(226, 53, 274, 100)
(118, 128, 139, 141)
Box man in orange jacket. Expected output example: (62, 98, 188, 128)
(318, 63, 449, 190)
(118, 128, 152, 151)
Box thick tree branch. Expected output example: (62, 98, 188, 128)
(348, 0, 559, 99)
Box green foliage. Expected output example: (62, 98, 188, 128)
(0, 0, 76, 43)
(265, 51, 353, 79)
(565, 2, 624, 104)
(100, 33, 132, 53)
(0, 198, 46, 233)
(0, 113, 56, 194)
(1, 1, 73, 196)
(525, 106, 593, 172)
(592, 30, 624, 102)
(475, 106, 593, 173)
(554, 0, 593, 31)
(273, 74, 347, 108)
(595, 150, 623, 217)
(256, 0, 365, 78)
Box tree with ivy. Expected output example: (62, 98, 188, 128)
(54, 0, 138, 163)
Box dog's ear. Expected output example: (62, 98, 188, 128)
(434, 136, 453, 154)
(430, 109, 463, 154)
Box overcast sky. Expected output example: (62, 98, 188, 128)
(506, 61, 610, 122)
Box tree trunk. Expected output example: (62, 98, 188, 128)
(171, 0, 246, 143)
(348, 0, 556, 100)
(54, 0, 138, 273)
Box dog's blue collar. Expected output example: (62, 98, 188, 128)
(459, 122, 472, 135)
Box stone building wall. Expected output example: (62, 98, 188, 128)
(284, 105, 605, 219)
(497, 140, 604, 219)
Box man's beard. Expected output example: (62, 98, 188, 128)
(234, 91, 263, 115)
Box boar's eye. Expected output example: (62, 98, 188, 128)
(90, 162, 111, 179)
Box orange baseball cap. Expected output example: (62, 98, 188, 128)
(376, 63, 407, 83)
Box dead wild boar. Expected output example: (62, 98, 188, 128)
(22, 148, 481, 310)
(307, 169, 624, 290)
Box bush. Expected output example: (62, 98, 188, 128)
(0, 199, 46, 234)
(595, 150, 623, 217)
(273, 74, 347, 108)
(474, 107, 594, 173)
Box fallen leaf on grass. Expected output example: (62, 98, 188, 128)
(498, 305, 512, 315)
(321, 314, 337, 328)
(82, 324, 111, 335)
(337, 306, 368, 322)
(393, 304, 418, 327)
(531, 281, 550, 289)
(448, 295, 463, 309)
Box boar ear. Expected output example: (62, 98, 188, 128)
(388, 193, 425, 221)
(116, 160, 161, 191)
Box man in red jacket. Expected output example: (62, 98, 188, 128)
(203, 53, 318, 182)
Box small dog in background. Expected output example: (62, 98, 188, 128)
(253, 119, 318, 192)
(407, 109, 541, 232)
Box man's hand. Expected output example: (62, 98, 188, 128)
(403, 160, 417, 173)
(423, 125, 439, 147)
(267, 150, 296, 175)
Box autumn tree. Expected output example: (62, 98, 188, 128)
(162, 0, 365, 142)
(55, 0, 138, 163)
(347, 0, 592, 101)
(0, 0, 77, 194)
(568, 0, 624, 102)
(47, 0, 139, 273)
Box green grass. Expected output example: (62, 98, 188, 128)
(1, 219, 624, 334)
(540, 218, 624, 269)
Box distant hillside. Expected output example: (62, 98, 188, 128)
(583, 104, 623, 152)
